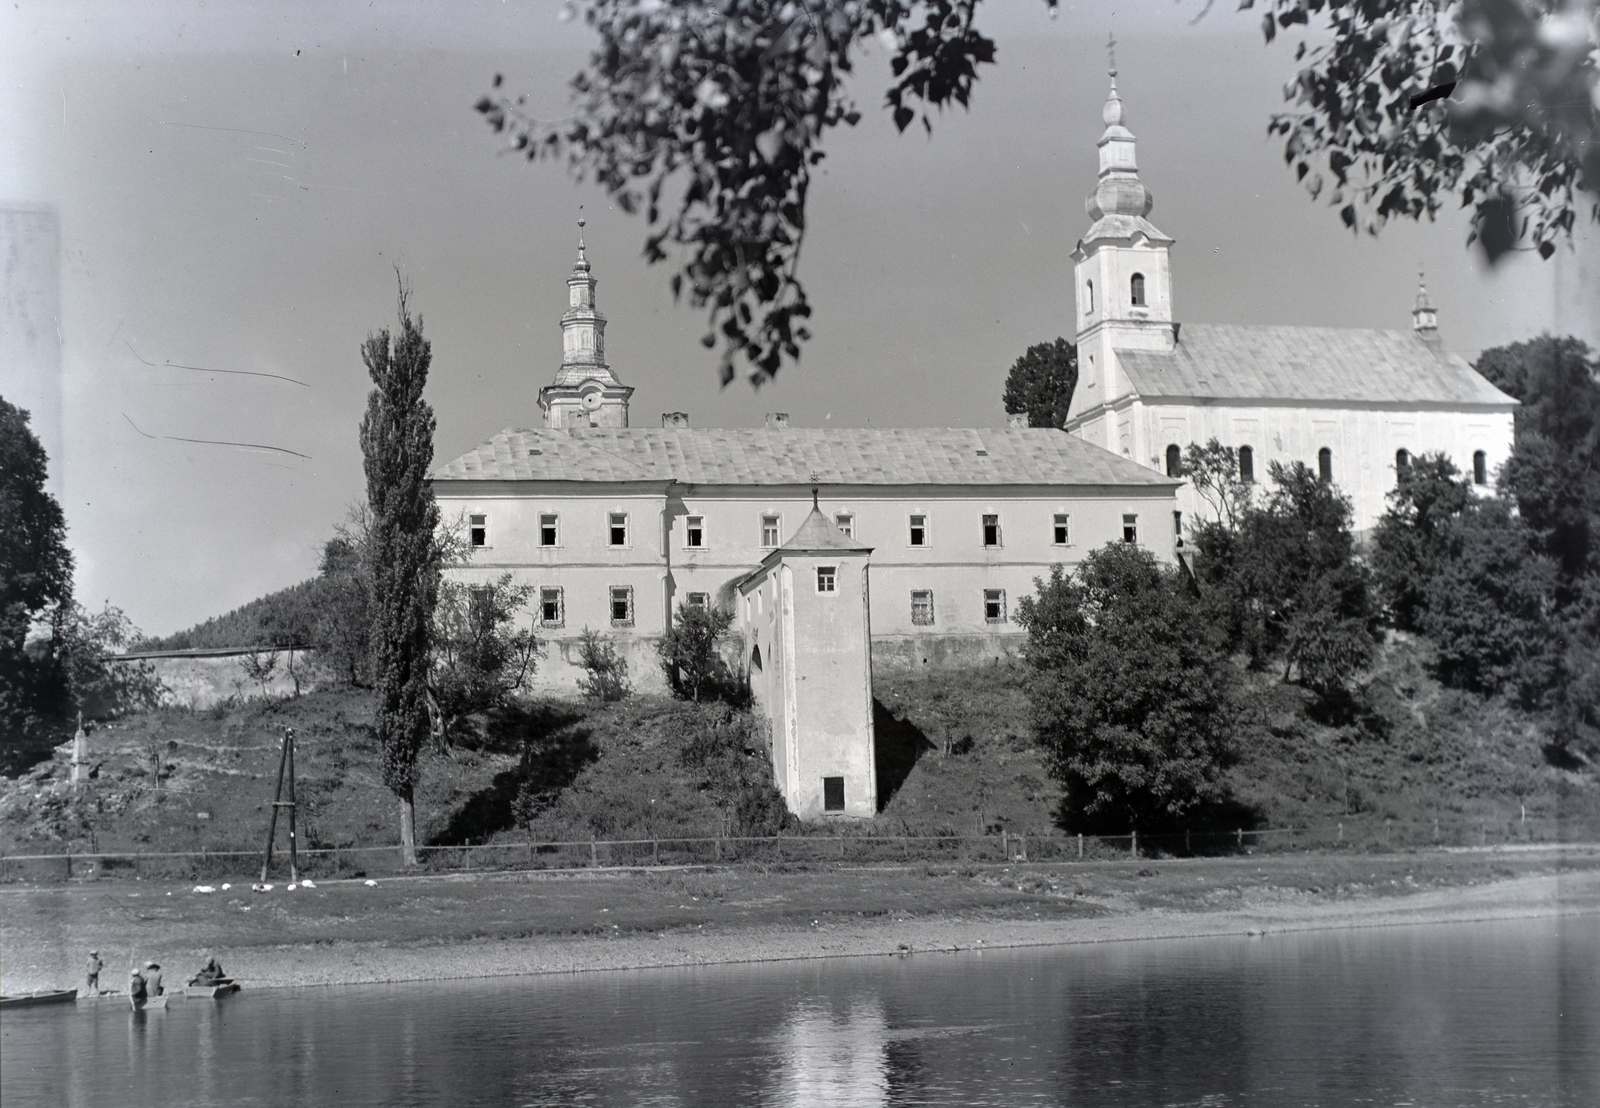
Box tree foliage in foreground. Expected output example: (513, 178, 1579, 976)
(657, 601, 738, 702)
(478, 1, 1592, 387)
(1190, 460, 1379, 699)
(1017, 544, 1237, 833)
(429, 575, 542, 743)
(1001, 338, 1077, 429)
(360, 285, 442, 864)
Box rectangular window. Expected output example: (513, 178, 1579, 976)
(686, 591, 709, 612)
(539, 513, 559, 547)
(539, 587, 564, 628)
(609, 586, 634, 627)
(469, 513, 488, 548)
(1122, 514, 1139, 544)
(816, 566, 836, 594)
(984, 589, 1006, 623)
(761, 513, 781, 548)
(908, 514, 927, 547)
(911, 590, 934, 626)
(685, 516, 704, 548)
(1053, 513, 1070, 545)
(834, 512, 854, 538)
(983, 514, 1001, 547)
(608, 512, 628, 547)
(823, 776, 845, 812)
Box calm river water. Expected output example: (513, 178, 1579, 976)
(3, 915, 1596, 1107)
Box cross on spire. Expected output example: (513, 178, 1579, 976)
(1107, 32, 1117, 80)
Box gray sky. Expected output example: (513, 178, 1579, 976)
(2, 0, 1595, 638)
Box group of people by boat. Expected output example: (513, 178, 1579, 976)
(1, 952, 237, 1009)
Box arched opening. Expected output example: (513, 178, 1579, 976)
(1085, 280, 1094, 313)
(750, 645, 763, 673)
(1238, 445, 1254, 484)
(1473, 450, 1488, 486)
(1395, 448, 1410, 484)
(1130, 273, 1146, 307)
(1318, 447, 1333, 483)
(1165, 444, 1182, 477)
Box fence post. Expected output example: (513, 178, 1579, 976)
(1019, 834, 1027, 863)
(1185, 828, 1191, 854)
(1236, 827, 1243, 849)
(1077, 833, 1084, 859)
(1001, 830, 1008, 861)
(590, 838, 598, 868)
(652, 839, 659, 865)
(1288, 827, 1294, 850)
(1337, 822, 1343, 845)
(1130, 830, 1137, 857)
(715, 835, 722, 862)
(65, 850, 72, 881)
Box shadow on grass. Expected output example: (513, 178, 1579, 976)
(1052, 794, 1266, 856)
(429, 701, 599, 846)
(873, 698, 935, 813)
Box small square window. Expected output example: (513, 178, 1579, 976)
(908, 514, 927, 547)
(834, 512, 854, 538)
(982, 514, 1001, 547)
(609, 512, 628, 547)
(984, 589, 1006, 623)
(686, 592, 709, 612)
(823, 776, 845, 812)
(609, 586, 634, 627)
(469, 513, 488, 548)
(1122, 514, 1139, 544)
(816, 566, 836, 594)
(685, 516, 705, 548)
(539, 587, 564, 628)
(539, 513, 559, 547)
(1052, 513, 1070, 545)
(911, 590, 934, 626)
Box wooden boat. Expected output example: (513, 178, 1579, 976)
(184, 980, 240, 999)
(0, 988, 78, 1008)
(129, 993, 169, 1011)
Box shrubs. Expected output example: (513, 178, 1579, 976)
(575, 629, 631, 702)
(656, 601, 742, 703)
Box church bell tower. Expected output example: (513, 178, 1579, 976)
(1068, 43, 1176, 427)
(539, 222, 634, 429)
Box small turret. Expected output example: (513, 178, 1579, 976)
(1412, 270, 1439, 341)
(539, 220, 634, 428)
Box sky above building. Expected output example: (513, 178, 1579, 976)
(2, 0, 1595, 638)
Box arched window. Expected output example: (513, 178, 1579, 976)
(1318, 447, 1333, 483)
(750, 645, 763, 673)
(1238, 445, 1254, 484)
(1130, 273, 1146, 307)
(1473, 450, 1488, 486)
(1085, 280, 1094, 313)
(1395, 448, 1410, 484)
(1165, 444, 1182, 477)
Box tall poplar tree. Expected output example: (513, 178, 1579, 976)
(359, 285, 441, 865)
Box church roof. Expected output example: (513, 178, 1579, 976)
(434, 426, 1178, 488)
(1115, 323, 1516, 407)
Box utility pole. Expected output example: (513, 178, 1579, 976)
(259, 727, 299, 884)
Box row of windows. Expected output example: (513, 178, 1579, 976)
(523, 584, 1012, 629)
(1161, 445, 1490, 487)
(468, 510, 1152, 551)
(1083, 273, 1148, 314)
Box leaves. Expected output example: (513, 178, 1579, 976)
(1001, 337, 1077, 429)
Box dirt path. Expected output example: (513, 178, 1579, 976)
(4, 846, 1596, 993)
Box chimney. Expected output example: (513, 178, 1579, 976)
(1006, 411, 1029, 429)
(661, 412, 690, 428)
(765, 412, 790, 428)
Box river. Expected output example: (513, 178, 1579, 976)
(3, 915, 1595, 1107)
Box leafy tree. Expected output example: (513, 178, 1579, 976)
(1, 397, 75, 743)
(360, 285, 442, 865)
(46, 601, 165, 722)
(576, 629, 631, 702)
(1192, 461, 1378, 697)
(1017, 544, 1237, 833)
(479, 2, 1592, 386)
(1244, 0, 1598, 262)
(429, 575, 542, 742)
(657, 601, 737, 702)
(1180, 438, 1255, 530)
(1368, 454, 1476, 632)
(1002, 338, 1077, 429)
(313, 531, 374, 687)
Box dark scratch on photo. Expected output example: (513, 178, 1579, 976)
(126, 342, 310, 387)
(122, 413, 312, 460)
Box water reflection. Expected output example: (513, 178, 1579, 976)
(2, 915, 1594, 1107)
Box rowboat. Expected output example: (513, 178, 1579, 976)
(0, 988, 78, 1008)
(184, 980, 240, 999)
(129, 993, 169, 1010)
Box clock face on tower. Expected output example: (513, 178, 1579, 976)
(581, 390, 603, 410)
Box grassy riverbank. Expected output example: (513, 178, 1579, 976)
(4, 846, 1597, 994)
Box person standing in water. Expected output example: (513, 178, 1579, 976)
(143, 962, 163, 996)
(85, 950, 103, 994)
(128, 968, 147, 1003)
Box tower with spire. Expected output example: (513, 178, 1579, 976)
(1412, 270, 1439, 341)
(539, 221, 634, 429)
(1067, 39, 1176, 440)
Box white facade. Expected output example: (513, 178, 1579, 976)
(1064, 70, 1518, 533)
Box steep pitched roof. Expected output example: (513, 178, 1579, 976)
(777, 506, 874, 554)
(434, 427, 1178, 488)
(1115, 323, 1516, 407)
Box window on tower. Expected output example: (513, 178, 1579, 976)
(1165, 444, 1182, 477)
(1319, 448, 1334, 483)
(1085, 280, 1094, 313)
(1473, 450, 1488, 486)
(1238, 446, 1255, 484)
(1131, 273, 1146, 307)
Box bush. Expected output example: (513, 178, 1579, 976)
(576, 629, 630, 703)
(656, 601, 741, 703)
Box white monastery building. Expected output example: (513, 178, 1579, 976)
(1065, 66, 1518, 532)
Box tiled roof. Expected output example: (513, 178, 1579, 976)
(1116, 323, 1516, 406)
(434, 426, 1178, 488)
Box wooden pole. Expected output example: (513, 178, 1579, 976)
(286, 727, 299, 884)
(259, 727, 292, 882)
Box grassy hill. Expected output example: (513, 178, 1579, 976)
(139, 577, 324, 651)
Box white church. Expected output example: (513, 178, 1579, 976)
(433, 68, 1516, 819)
